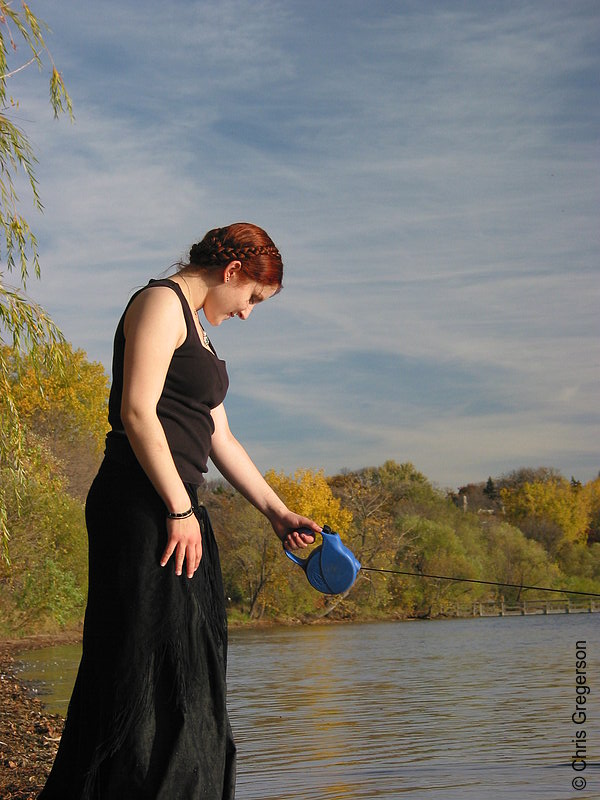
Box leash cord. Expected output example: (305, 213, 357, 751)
(360, 567, 600, 598)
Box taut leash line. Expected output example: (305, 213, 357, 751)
(361, 567, 600, 598)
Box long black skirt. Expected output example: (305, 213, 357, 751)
(39, 456, 236, 800)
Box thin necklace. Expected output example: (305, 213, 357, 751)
(180, 274, 210, 348)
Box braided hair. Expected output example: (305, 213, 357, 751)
(187, 223, 283, 287)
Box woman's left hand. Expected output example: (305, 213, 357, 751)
(269, 511, 321, 551)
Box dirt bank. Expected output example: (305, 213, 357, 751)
(0, 634, 80, 800)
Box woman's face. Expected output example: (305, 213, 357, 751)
(204, 273, 279, 326)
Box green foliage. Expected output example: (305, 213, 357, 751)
(481, 521, 560, 602)
(0, 434, 87, 635)
(483, 477, 497, 500)
(15, 557, 84, 628)
(328, 462, 431, 617)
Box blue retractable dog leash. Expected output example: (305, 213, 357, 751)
(285, 525, 600, 598)
(285, 525, 361, 595)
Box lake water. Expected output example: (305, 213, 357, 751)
(17, 615, 599, 800)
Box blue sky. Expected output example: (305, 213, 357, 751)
(9, 0, 600, 488)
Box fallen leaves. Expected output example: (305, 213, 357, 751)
(0, 649, 64, 800)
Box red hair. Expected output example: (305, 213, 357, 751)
(187, 222, 283, 287)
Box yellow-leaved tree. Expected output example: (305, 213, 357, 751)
(4, 342, 109, 497)
(582, 476, 600, 543)
(501, 477, 591, 552)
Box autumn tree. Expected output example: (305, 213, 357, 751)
(329, 462, 452, 616)
(4, 342, 109, 498)
(0, 2, 72, 555)
(583, 476, 600, 544)
(500, 477, 591, 552)
(216, 469, 352, 620)
(496, 466, 563, 492)
(329, 470, 396, 562)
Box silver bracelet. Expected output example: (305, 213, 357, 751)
(166, 506, 194, 520)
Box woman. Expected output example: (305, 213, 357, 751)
(39, 222, 320, 800)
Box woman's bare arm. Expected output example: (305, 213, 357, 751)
(209, 403, 320, 550)
(121, 287, 202, 577)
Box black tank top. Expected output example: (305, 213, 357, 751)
(104, 279, 229, 484)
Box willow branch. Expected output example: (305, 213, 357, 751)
(0, 50, 41, 80)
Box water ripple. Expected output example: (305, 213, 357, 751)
(16, 614, 599, 799)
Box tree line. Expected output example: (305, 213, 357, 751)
(1, 344, 599, 637)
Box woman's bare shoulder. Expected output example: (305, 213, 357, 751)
(124, 283, 185, 339)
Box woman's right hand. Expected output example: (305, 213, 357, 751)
(160, 514, 203, 578)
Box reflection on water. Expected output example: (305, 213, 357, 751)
(17, 615, 599, 799)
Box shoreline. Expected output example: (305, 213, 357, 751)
(0, 638, 70, 800)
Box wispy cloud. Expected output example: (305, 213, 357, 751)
(13, 0, 599, 487)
